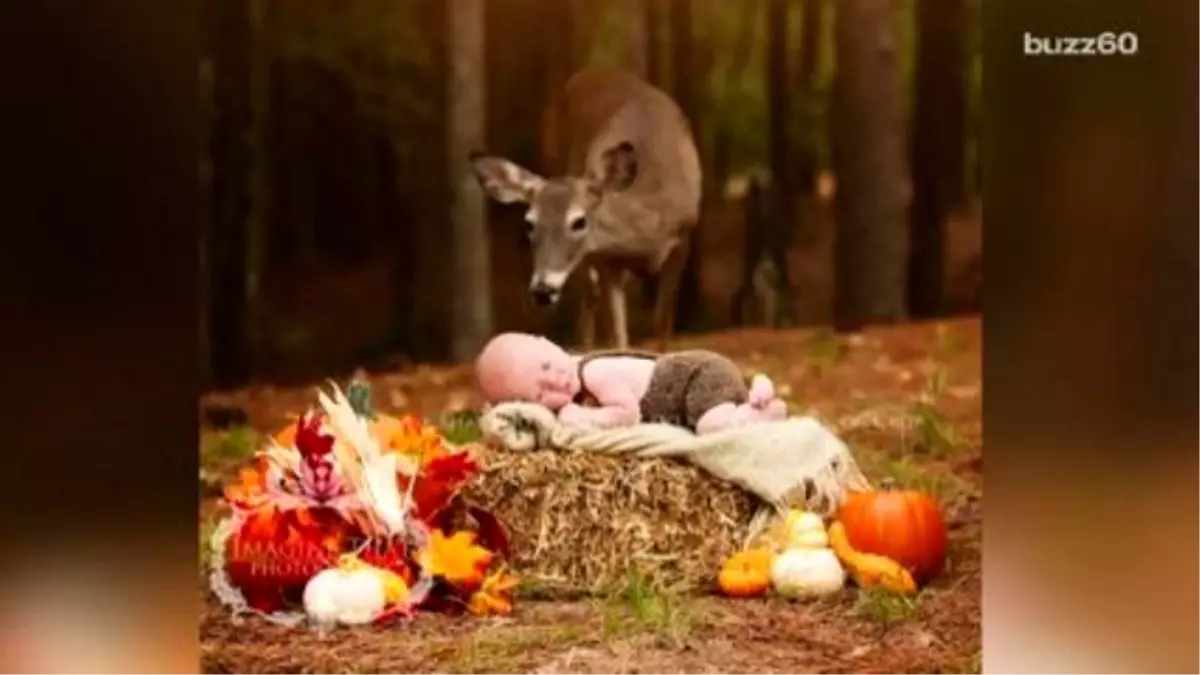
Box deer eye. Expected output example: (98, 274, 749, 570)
(569, 216, 587, 232)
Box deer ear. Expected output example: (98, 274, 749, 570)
(469, 152, 545, 204)
(594, 141, 638, 192)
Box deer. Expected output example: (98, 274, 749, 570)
(469, 67, 702, 352)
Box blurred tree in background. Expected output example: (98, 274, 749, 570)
(832, 0, 909, 329)
(909, 0, 968, 319)
(200, 0, 983, 389)
(447, 0, 491, 362)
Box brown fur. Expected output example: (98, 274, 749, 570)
(471, 68, 703, 351)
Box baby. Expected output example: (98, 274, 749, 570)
(474, 332, 788, 434)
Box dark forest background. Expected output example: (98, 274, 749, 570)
(200, 0, 982, 390)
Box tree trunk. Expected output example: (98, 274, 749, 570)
(645, 0, 665, 87)
(766, 0, 791, 202)
(669, 0, 696, 123)
(399, 0, 451, 362)
(667, 0, 703, 334)
(794, 0, 823, 193)
(832, 0, 909, 330)
(693, 0, 719, 201)
(545, 0, 581, 93)
(725, 0, 761, 85)
(711, 0, 761, 189)
(209, 0, 252, 386)
(908, 0, 966, 317)
(447, 0, 493, 362)
(199, 56, 215, 387)
(244, 0, 271, 377)
(620, 0, 649, 77)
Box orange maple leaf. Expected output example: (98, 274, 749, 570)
(223, 464, 268, 510)
(467, 567, 519, 617)
(415, 529, 493, 591)
(380, 415, 451, 467)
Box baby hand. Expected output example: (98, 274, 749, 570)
(557, 402, 597, 428)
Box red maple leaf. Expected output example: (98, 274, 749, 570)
(293, 412, 344, 501)
(405, 452, 479, 520)
(294, 412, 334, 460)
(359, 536, 414, 585)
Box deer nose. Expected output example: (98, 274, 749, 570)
(529, 282, 560, 306)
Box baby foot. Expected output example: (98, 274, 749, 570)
(747, 374, 777, 409)
(695, 396, 789, 435)
(760, 398, 788, 421)
(695, 402, 740, 434)
(736, 397, 788, 425)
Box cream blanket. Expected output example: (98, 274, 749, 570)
(478, 402, 872, 524)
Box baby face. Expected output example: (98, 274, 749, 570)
(530, 352, 579, 409)
(476, 333, 581, 410)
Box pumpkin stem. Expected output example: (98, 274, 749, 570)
(347, 379, 377, 421)
(880, 477, 897, 491)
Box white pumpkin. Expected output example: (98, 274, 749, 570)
(303, 563, 388, 627)
(781, 510, 829, 549)
(771, 547, 846, 599)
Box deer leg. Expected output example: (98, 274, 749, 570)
(651, 241, 690, 352)
(601, 267, 630, 349)
(578, 266, 601, 350)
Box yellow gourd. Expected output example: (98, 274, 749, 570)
(780, 509, 829, 549)
(827, 521, 917, 596)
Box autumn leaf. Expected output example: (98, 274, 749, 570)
(377, 414, 450, 467)
(223, 464, 269, 510)
(415, 529, 493, 591)
(224, 510, 341, 607)
(241, 505, 282, 540)
(407, 451, 480, 520)
(467, 568, 519, 617)
(360, 536, 414, 585)
(402, 415, 452, 465)
(290, 506, 316, 529)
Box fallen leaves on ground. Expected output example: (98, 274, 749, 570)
(468, 567, 520, 617)
(416, 529, 494, 591)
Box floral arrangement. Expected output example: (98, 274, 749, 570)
(207, 380, 515, 629)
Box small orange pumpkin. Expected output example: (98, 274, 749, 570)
(718, 548, 773, 598)
(835, 479, 948, 585)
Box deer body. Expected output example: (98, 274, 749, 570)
(471, 68, 702, 350)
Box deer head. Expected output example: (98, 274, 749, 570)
(469, 141, 638, 306)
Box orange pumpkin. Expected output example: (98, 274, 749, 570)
(835, 479, 948, 585)
(718, 548, 773, 598)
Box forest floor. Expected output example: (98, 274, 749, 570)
(198, 315, 982, 674)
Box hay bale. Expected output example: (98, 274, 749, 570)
(462, 447, 761, 597)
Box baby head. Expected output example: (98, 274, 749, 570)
(474, 332, 581, 410)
